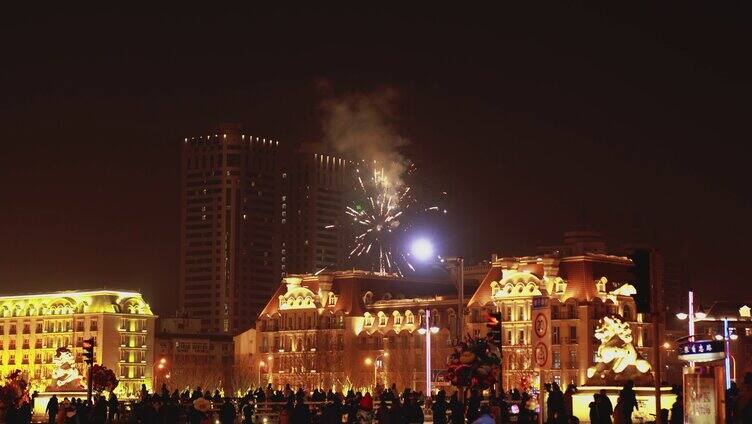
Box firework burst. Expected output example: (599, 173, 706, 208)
(335, 160, 442, 276)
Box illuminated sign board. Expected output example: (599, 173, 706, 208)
(677, 340, 725, 363)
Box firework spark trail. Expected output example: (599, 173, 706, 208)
(326, 159, 444, 276)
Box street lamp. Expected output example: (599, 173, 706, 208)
(675, 291, 705, 340)
(153, 357, 168, 389)
(265, 355, 273, 386)
(416, 310, 440, 396)
(365, 353, 389, 391)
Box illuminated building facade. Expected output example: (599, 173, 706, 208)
(154, 317, 235, 394)
(0, 290, 156, 397)
(250, 232, 659, 393)
(281, 143, 349, 276)
(180, 123, 281, 333)
(255, 271, 460, 392)
(467, 234, 656, 390)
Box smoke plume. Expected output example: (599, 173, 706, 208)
(319, 85, 409, 187)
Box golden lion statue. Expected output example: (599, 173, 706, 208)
(587, 315, 651, 383)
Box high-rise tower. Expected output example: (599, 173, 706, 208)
(179, 124, 280, 333)
(281, 143, 349, 276)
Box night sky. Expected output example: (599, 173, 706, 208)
(2, 5, 750, 313)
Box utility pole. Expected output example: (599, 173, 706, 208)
(650, 252, 662, 424)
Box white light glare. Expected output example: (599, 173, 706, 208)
(411, 239, 434, 262)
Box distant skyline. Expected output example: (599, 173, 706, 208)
(2, 5, 750, 313)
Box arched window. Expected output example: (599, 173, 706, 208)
(378, 312, 387, 326)
(405, 311, 415, 325)
(623, 305, 633, 321)
(393, 311, 403, 325)
(364, 313, 374, 327)
(447, 309, 457, 332)
(431, 309, 440, 326)
(566, 300, 578, 319)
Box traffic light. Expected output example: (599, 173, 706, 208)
(627, 248, 652, 313)
(82, 338, 95, 365)
(487, 312, 502, 345)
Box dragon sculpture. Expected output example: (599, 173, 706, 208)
(587, 315, 652, 385)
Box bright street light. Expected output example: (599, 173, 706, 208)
(662, 342, 670, 349)
(364, 358, 373, 366)
(676, 312, 688, 320)
(410, 239, 434, 261)
(694, 311, 707, 320)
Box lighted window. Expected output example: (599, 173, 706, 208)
(405, 312, 415, 325)
(378, 313, 387, 327)
(552, 352, 561, 369)
(568, 349, 577, 369)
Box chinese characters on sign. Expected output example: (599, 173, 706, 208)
(677, 340, 725, 363)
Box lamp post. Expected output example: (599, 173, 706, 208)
(676, 291, 705, 367)
(418, 310, 440, 396)
(266, 355, 273, 386)
(366, 353, 389, 391)
(153, 357, 167, 390)
(723, 319, 732, 389)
